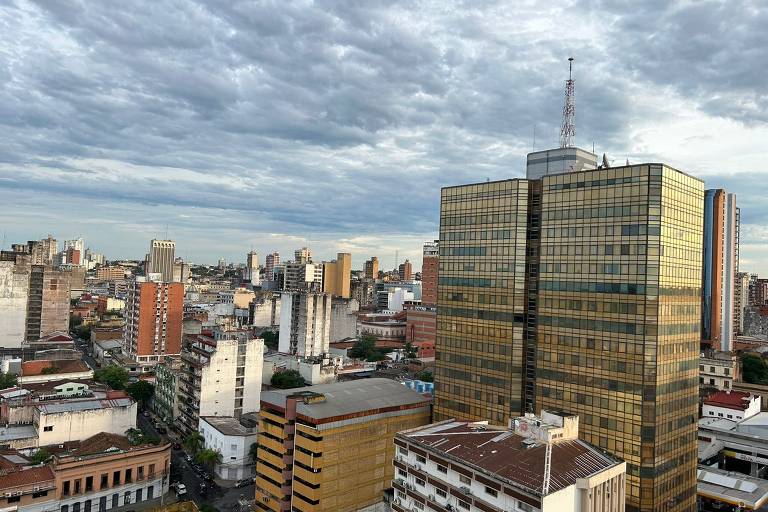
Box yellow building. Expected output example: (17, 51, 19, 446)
(322, 252, 352, 298)
(254, 378, 431, 512)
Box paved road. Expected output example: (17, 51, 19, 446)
(73, 336, 99, 369)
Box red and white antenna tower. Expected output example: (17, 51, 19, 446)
(559, 57, 575, 148)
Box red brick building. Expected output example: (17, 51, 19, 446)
(405, 307, 436, 358)
(123, 278, 183, 366)
(421, 241, 438, 306)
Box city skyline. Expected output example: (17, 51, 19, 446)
(1, 2, 768, 273)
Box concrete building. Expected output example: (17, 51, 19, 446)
(322, 252, 352, 298)
(34, 396, 137, 446)
(246, 251, 260, 287)
(698, 412, 768, 478)
(386, 287, 413, 312)
(283, 262, 323, 292)
(351, 277, 375, 309)
(703, 390, 761, 422)
(95, 266, 127, 281)
(199, 415, 258, 481)
(19, 360, 93, 384)
(702, 189, 739, 351)
(364, 256, 379, 280)
(330, 298, 359, 342)
(248, 293, 281, 327)
(393, 411, 626, 512)
(398, 259, 413, 281)
(751, 276, 768, 307)
(421, 241, 438, 306)
(123, 275, 183, 367)
(172, 258, 189, 284)
(525, 146, 598, 179)
(697, 466, 768, 511)
(152, 356, 182, 423)
(146, 239, 175, 283)
(700, 352, 740, 390)
(178, 333, 263, 433)
(264, 252, 280, 282)
(736, 271, 751, 335)
(436, 162, 704, 511)
(218, 288, 255, 309)
(278, 292, 331, 357)
(0, 433, 170, 512)
(25, 265, 71, 343)
(359, 313, 406, 342)
(0, 260, 31, 348)
(254, 379, 431, 512)
(294, 247, 311, 264)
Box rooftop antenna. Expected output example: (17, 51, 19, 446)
(532, 125, 537, 152)
(559, 57, 575, 148)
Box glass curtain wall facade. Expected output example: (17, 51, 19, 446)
(535, 164, 701, 512)
(434, 180, 529, 424)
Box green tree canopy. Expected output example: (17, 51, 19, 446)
(29, 448, 51, 465)
(183, 431, 204, 456)
(271, 370, 306, 389)
(0, 372, 18, 390)
(404, 341, 417, 359)
(94, 364, 129, 390)
(125, 428, 159, 446)
(195, 448, 223, 474)
(261, 331, 279, 350)
(741, 354, 768, 385)
(415, 370, 433, 383)
(127, 380, 155, 408)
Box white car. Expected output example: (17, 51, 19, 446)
(176, 484, 187, 497)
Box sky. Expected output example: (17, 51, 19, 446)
(1, 0, 767, 273)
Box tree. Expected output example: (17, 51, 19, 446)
(271, 370, 306, 389)
(0, 372, 18, 390)
(195, 448, 223, 475)
(125, 428, 159, 446)
(29, 448, 51, 464)
(94, 364, 129, 390)
(415, 370, 433, 383)
(349, 335, 378, 359)
(404, 341, 417, 359)
(183, 432, 204, 456)
(741, 354, 768, 385)
(41, 366, 61, 375)
(199, 505, 218, 512)
(248, 442, 258, 465)
(127, 381, 155, 409)
(261, 331, 279, 350)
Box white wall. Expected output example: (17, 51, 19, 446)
(703, 399, 761, 421)
(0, 262, 29, 349)
(278, 293, 293, 353)
(199, 340, 238, 417)
(20, 369, 95, 384)
(330, 299, 359, 342)
(243, 339, 263, 414)
(199, 418, 257, 481)
(35, 402, 137, 446)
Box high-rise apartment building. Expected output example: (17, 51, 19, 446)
(254, 379, 431, 512)
(283, 262, 323, 292)
(364, 256, 379, 280)
(398, 259, 413, 281)
(735, 271, 750, 335)
(278, 292, 331, 357)
(294, 247, 311, 264)
(123, 275, 183, 366)
(421, 241, 438, 306)
(749, 275, 768, 306)
(246, 251, 260, 286)
(264, 252, 280, 281)
(435, 161, 703, 512)
(701, 189, 739, 351)
(146, 239, 175, 282)
(25, 265, 71, 342)
(322, 252, 351, 298)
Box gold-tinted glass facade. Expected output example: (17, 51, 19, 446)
(535, 165, 702, 512)
(434, 180, 529, 424)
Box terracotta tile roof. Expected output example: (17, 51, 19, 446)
(68, 433, 134, 456)
(0, 466, 55, 492)
(21, 360, 90, 376)
(704, 390, 754, 411)
(401, 421, 622, 495)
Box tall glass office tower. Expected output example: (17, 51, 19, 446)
(435, 163, 703, 512)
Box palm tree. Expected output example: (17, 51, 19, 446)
(195, 448, 223, 476)
(248, 442, 258, 465)
(183, 432, 204, 456)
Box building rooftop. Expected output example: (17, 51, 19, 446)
(0, 425, 37, 443)
(0, 466, 55, 492)
(261, 378, 430, 423)
(200, 416, 257, 437)
(704, 390, 755, 412)
(698, 466, 768, 509)
(21, 359, 91, 377)
(399, 420, 623, 496)
(94, 339, 123, 350)
(36, 397, 133, 415)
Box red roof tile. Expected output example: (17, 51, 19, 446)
(0, 466, 54, 492)
(704, 390, 754, 411)
(21, 360, 90, 376)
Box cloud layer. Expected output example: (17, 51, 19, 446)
(1, 0, 767, 271)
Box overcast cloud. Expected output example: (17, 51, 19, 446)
(1, 0, 767, 272)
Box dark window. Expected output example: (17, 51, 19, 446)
(136, 489, 142, 502)
(73, 503, 80, 512)
(74, 480, 81, 494)
(84, 500, 91, 512)
(43, 426, 53, 432)
(112, 494, 118, 508)
(113, 471, 120, 486)
(85, 476, 93, 492)
(148, 464, 155, 477)
(100, 474, 108, 489)
(63, 481, 71, 496)
(125, 469, 132, 483)
(7, 496, 20, 503)
(147, 486, 154, 500)
(61, 506, 69, 512)
(32, 491, 48, 498)
(137, 466, 144, 480)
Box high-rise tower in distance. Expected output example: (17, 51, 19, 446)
(265, 252, 280, 281)
(147, 239, 175, 282)
(421, 241, 439, 306)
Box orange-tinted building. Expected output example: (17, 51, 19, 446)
(96, 266, 127, 281)
(66, 248, 81, 266)
(398, 259, 413, 281)
(405, 307, 436, 358)
(123, 277, 183, 366)
(421, 241, 438, 306)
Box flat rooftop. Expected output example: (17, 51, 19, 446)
(36, 397, 133, 414)
(698, 466, 768, 509)
(399, 420, 623, 496)
(0, 425, 37, 442)
(200, 416, 257, 437)
(261, 378, 430, 422)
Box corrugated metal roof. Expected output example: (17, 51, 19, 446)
(37, 398, 133, 414)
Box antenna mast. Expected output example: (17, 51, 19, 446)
(559, 57, 575, 148)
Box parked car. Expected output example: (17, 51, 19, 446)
(176, 484, 187, 497)
(234, 479, 252, 488)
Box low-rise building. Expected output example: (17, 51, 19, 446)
(93, 339, 123, 364)
(393, 411, 626, 512)
(699, 412, 768, 478)
(698, 466, 768, 511)
(199, 415, 258, 481)
(20, 360, 93, 384)
(405, 307, 436, 358)
(254, 378, 431, 512)
(700, 352, 740, 390)
(34, 396, 137, 446)
(703, 390, 761, 422)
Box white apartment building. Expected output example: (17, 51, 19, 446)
(278, 292, 331, 357)
(199, 416, 258, 481)
(246, 251, 260, 287)
(393, 411, 626, 512)
(34, 397, 137, 446)
(700, 353, 740, 390)
(146, 239, 175, 283)
(702, 390, 761, 422)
